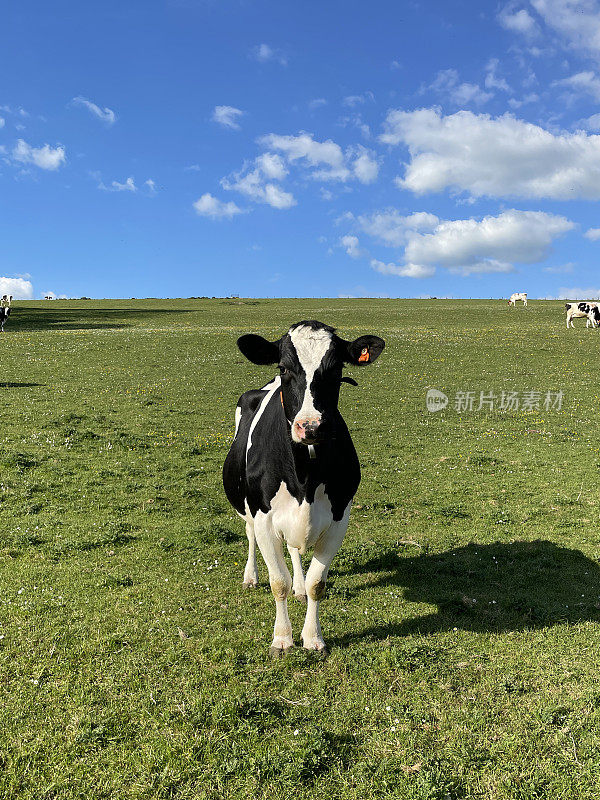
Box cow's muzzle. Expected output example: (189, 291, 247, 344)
(292, 417, 322, 444)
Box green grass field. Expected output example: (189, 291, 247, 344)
(1, 298, 600, 799)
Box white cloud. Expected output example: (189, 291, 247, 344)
(351, 147, 379, 184)
(110, 177, 137, 192)
(428, 69, 492, 106)
(380, 107, 600, 200)
(338, 114, 371, 139)
(370, 259, 435, 278)
(259, 132, 349, 180)
(342, 92, 374, 107)
(251, 43, 287, 65)
(507, 92, 539, 109)
(0, 277, 33, 299)
(1, 106, 29, 118)
(404, 210, 573, 268)
(219, 132, 379, 215)
(359, 210, 440, 246)
(255, 152, 288, 180)
(193, 193, 244, 219)
(259, 132, 379, 184)
(555, 286, 600, 299)
(357, 208, 573, 277)
(553, 70, 600, 100)
(448, 259, 515, 276)
(585, 226, 600, 240)
(0, 118, 4, 129)
(221, 155, 295, 209)
(212, 105, 244, 130)
(498, 5, 539, 35)
(309, 98, 327, 110)
(544, 262, 574, 273)
(340, 235, 366, 259)
(451, 82, 492, 106)
(96, 174, 156, 194)
(530, 0, 600, 56)
(261, 183, 296, 209)
(581, 113, 600, 130)
(71, 96, 116, 124)
(485, 59, 511, 92)
(12, 139, 65, 170)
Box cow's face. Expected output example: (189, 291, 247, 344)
(237, 321, 385, 445)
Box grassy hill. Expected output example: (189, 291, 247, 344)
(0, 298, 598, 799)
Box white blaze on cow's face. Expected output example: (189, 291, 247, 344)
(288, 324, 334, 444)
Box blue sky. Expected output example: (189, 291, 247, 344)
(4, 0, 600, 299)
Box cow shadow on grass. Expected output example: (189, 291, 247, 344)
(9, 307, 195, 332)
(328, 540, 600, 646)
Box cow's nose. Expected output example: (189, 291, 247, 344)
(293, 417, 321, 443)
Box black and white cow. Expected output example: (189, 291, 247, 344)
(223, 320, 385, 656)
(0, 295, 12, 332)
(565, 301, 600, 329)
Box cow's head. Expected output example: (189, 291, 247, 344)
(237, 320, 385, 445)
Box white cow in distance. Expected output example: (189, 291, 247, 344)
(508, 292, 527, 306)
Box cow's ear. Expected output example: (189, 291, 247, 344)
(344, 335, 385, 366)
(237, 334, 280, 365)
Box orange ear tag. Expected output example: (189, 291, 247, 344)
(280, 390, 284, 406)
(358, 347, 370, 363)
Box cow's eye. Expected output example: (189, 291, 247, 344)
(278, 365, 288, 374)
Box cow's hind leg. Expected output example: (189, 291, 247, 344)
(254, 517, 294, 656)
(287, 544, 306, 603)
(243, 519, 259, 588)
(301, 508, 350, 655)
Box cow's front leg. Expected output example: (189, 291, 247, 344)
(243, 520, 259, 588)
(287, 544, 306, 603)
(254, 516, 293, 656)
(302, 507, 350, 654)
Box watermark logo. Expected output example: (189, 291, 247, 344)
(426, 389, 564, 412)
(426, 389, 449, 413)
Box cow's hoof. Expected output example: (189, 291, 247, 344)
(304, 646, 329, 658)
(269, 645, 294, 659)
(243, 580, 258, 589)
(302, 637, 329, 657)
(294, 592, 307, 604)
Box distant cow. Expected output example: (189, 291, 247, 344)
(565, 301, 600, 329)
(223, 320, 385, 656)
(0, 295, 12, 332)
(508, 292, 528, 306)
